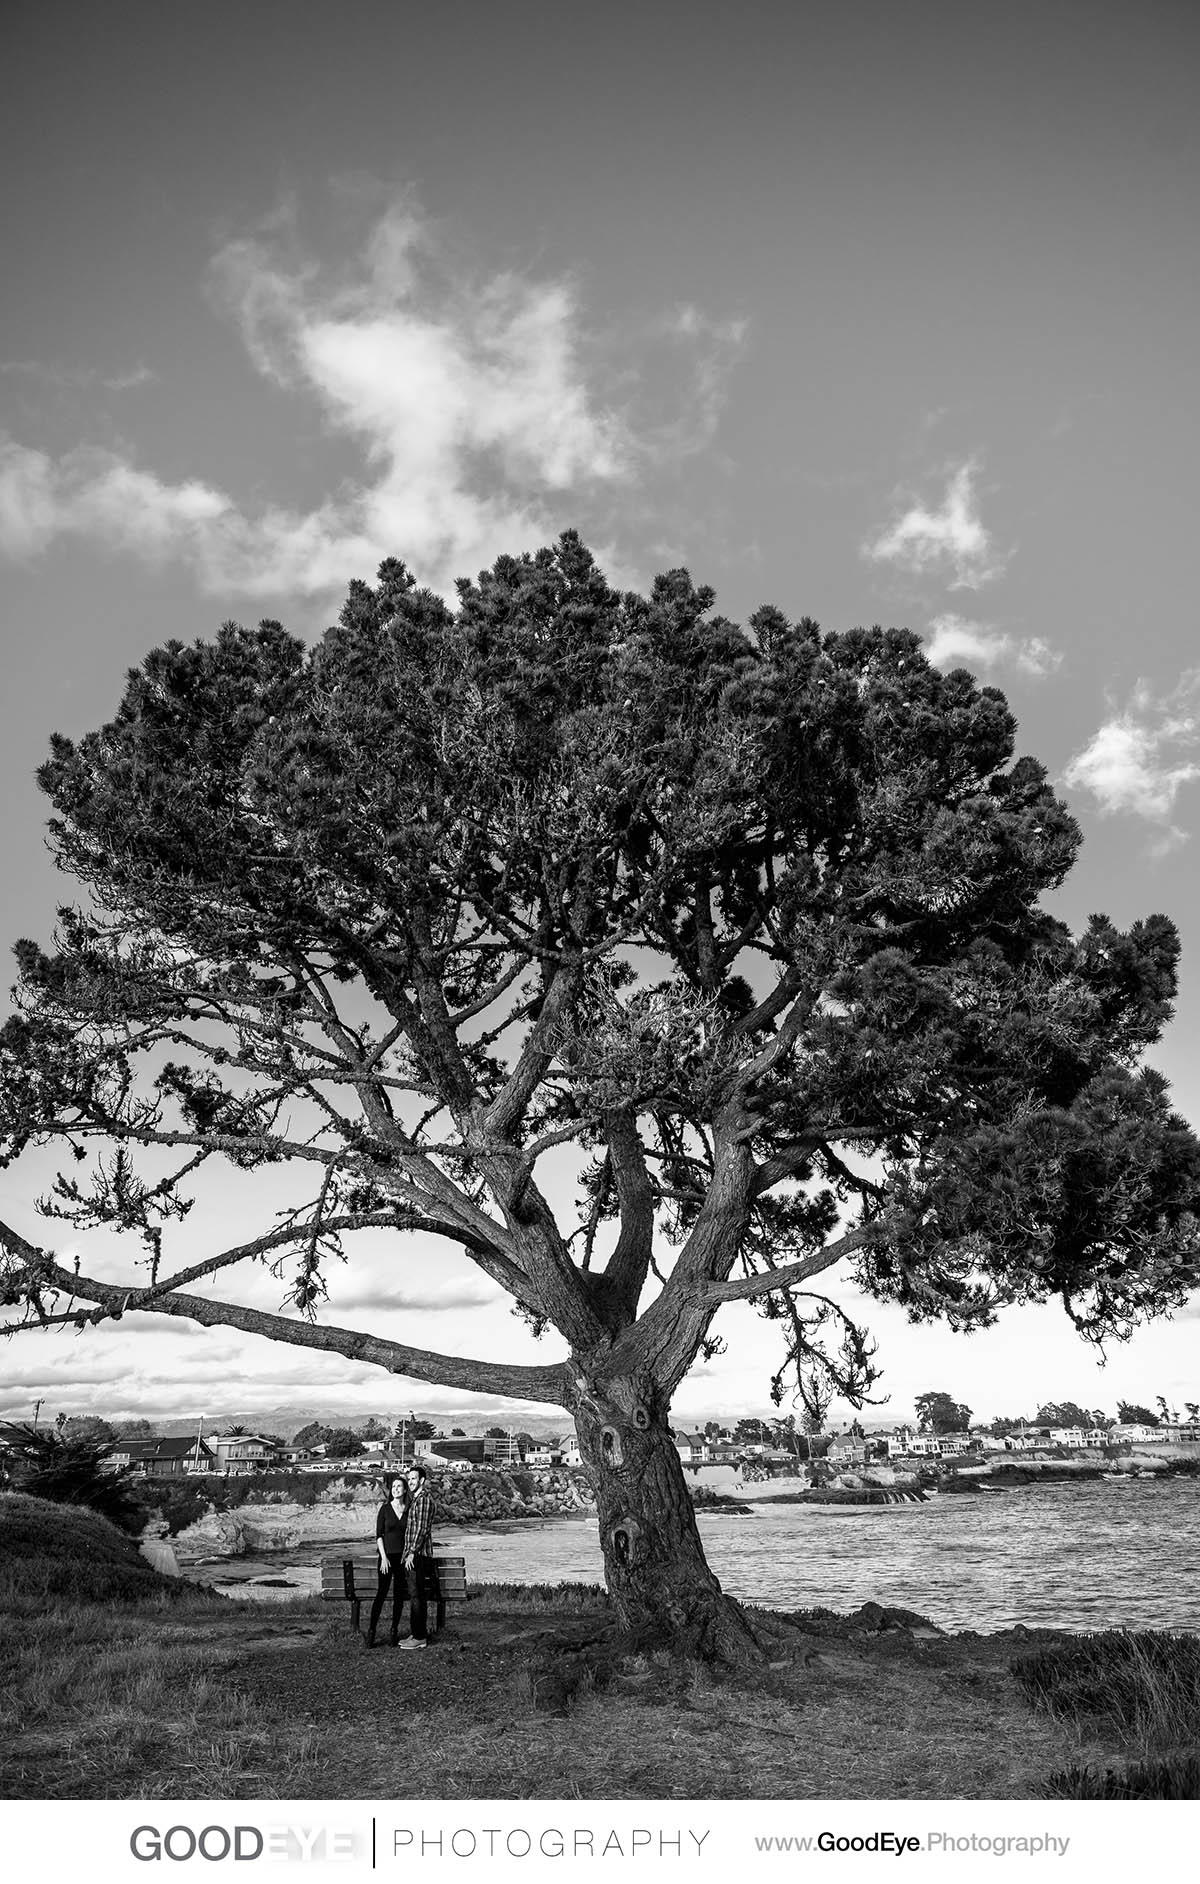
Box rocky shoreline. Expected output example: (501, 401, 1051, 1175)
(146, 1449, 1197, 1564)
(755, 1446, 1198, 1504)
(164, 1467, 594, 1563)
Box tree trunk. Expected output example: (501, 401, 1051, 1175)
(572, 1378, 764, 1664)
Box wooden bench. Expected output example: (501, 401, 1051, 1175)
(320, 1554, 467, 1636)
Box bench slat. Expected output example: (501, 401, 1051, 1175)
(318, 1551, 467, 1605)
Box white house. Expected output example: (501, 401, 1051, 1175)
(1045, 1427, 1084, 1448)
(210, 1434, 280, 1475)
(673, 1432, 705, 1464)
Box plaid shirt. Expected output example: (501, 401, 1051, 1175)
(404, 1483, 434, 1557)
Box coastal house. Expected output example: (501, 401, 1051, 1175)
(826, 1435, 866, 1465)
(356, 1447, 397, 1472)
(1047, 1427, 1086, 1448)
(279, 1445, 315, 1468)
(708, 1444, 743, 1466)
(673, 1432, 706, 1464)
(416, 1436, 488, 1466)
(560, 1440, 583, 1467)
(525, 1445, 557, 1469)
(1110, 1423, 1158, 1444)
(484, 1432, 522, 1466)
(106, 1435, 213, 1477)
(874, 1429, 913, 1456)
(210, 1434, 280, 1475)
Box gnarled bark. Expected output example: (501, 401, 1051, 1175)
(571, 1374, 764, 1664)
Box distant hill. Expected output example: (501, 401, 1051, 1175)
(69, 1408, 573, 1443)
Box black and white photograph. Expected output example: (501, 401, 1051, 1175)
(1, 1, 1198, 1871)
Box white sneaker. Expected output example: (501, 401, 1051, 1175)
(396, 1637, 427, 1650)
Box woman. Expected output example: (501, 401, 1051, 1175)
(365, 1472, 408, 1649)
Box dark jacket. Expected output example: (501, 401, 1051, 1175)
(375, 1497, 407, 1560)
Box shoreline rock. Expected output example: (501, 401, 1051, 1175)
(167, 1467, 595, 1562)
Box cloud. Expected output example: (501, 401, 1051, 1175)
(0, 438, 230, 560)
(926, 613, 1062, 679)
(1062, 671, 1200, 843)
(1, 359, 157, 393)
(0, 201, 744, 599)
(864, 461, 1008, 590)
(320, 1278, 501, 1315)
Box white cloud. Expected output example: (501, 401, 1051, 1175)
(0, 201, 743, 599)
(0, 440, 231, 562)
(926, 613, 1062, 679)
(322, 1278, 500, 1314)
(864, 461, 1008, 590)
(1063, 672, 1200, 842)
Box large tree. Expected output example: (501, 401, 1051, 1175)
(2, 534, 1199, 1659)
(914, 1391, 972, 1434)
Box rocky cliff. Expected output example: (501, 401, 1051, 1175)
(167, 1468, 595, 1560)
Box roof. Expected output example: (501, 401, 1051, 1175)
(114, 1436, 210, 1460)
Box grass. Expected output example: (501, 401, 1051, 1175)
(1011, 1628, 1200, 1801)
(1044, 1755, 1200, 1799)
(3, 1493, 1196, 1801)
(1011, 1629, 1200, 1746)
(0, 1493, 327, 1799)
(0, 1585, 331, 1800)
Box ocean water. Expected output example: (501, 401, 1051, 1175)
(201, 1473, 1199, 1633)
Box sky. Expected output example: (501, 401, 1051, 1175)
(1, 0, 1198, 1434)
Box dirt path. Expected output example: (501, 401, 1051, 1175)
(201, 1602, 1104, 1801)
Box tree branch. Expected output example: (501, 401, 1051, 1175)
(704, 1224, 873, 1301)
(0, 1240, 572, 1405)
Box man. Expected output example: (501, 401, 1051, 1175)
(397, 1461, 435, 1649)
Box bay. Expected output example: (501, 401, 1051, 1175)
(201, 1473, 1199, 1633)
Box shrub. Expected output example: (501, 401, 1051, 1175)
(1044, 1755, 1200, 1799)
(1012, 1630, 1200, 1745)
(0, 1424, 142, 1532)
(129, 1479, 211, 1536)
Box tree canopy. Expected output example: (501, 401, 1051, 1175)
(915, 1391, 972, 1434)
(2, 532, 1198, 1650)
(1034, 1401, 1092, 1428)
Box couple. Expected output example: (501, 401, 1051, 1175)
(367, 1461, 435, 1651)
